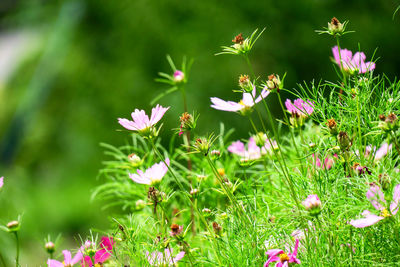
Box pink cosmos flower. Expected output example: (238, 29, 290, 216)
(129, 159, 170, 185)
(210, 86, 270, 113)
(350, 184, 400, 228)
(146, 248, 185, 266)
(264, 239, 301, 267)
(82, 237, 114, 267)
(0, 177, 3, 188)
(332, 46, 375, 74)
(285, 98, 314, 117)
(364, 143, 392, 161)
(173, 70, 184, 82)
(118, 104, 170, 132)
(48, 250, 83, 267)
(228, 137, 276, 161)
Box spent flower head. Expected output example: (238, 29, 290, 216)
(316, 17, 352, 37)
(217, 28, 265, 56)
(263, 74, 283, 93)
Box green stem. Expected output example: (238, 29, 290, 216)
(14, 232, 20, 267)
(336, 36, 348, 88)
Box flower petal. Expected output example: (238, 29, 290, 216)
(391, 184, 400, 215)
(210, 97, 242, 112)
(366, 184, 386, 210)
(149, 104, 169, 126)
(350, 213, 384, 228)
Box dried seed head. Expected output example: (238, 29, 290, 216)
(328, 17, 344, 35)
(170, 224, 183, 236)
(326, 118, 338, 135)
(212, 222, 222, 235)
(379, 114, 386, 121)
(232, 33, 244, 44)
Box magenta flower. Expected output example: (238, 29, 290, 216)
(332, 46, 375, 74)
(350, 184, 400, 228)
(48, 250, 83, 267)
(0, 176, 3, 188)
(228, 137, 276, 161)
(285, 98, 314, 117)
(146, 248, 185, 266)
(173, 70, 184, 82)
(129, 159, 170, 185)
(264, 239, 301, 267)
(82, 237, 114, 267)
(210, 87, 270, 114)
(118, 104, 170, 134)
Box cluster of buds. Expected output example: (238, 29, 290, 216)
(328, 17, 344, 36)
(337, 131, 351, 151)
(264, 74, 282, 93)
(238, 74, 253, 92)
(326, 118, 338, 135)
(378, 113, 399, 132)
(302, 194, 322, 216)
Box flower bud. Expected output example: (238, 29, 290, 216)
(378, 173, 391, 191)
(328, 17, 344, 35)
(302, 194, 322, 216)
(135, 199, 146, 210)
(173, 70, 185, 83)
(194, 138, 211, 155)
(6, 220, 20, 232)
(202, 208, 211, 214)
(254, 132, 267, 147)
(45, 242, 55, 254)
(337, 131, 351, 151)
(210, 150, 221, 160)
(190, 188, 199, 196)
(326, 118, 338, 135)
(128, 153, 141, 167)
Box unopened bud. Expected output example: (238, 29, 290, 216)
(212, 222, 222, 235)
(45, 242, 55, 254)
(173, 70, 185, 83)
(238, 75, 252, 91)
(302, 194, 322, 216)
(254, 132, 267, 147)
(265, 74, 282, 92)
(210, 150, 221, 160)
(190, 188, 199, 196)
(337, 131, 351, 151)
(128, 153, 141, 166)
(378, 173, 391, 191)
(6, 221, 19, 232)
(135, 199, 146, 210)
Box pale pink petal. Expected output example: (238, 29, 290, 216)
(71, 251, 83, 264)
(332, 46, 341, 65)
(391, 184, 400, 215)
(131, 109, 150, 130)
(366, 184, 386, 210)
(149, 104, 170, 126)
(285, 99, 296, 113)
(62, 250, 72, 265)
(0, 177, 3, 188)
(173, 251, 185, 262)
(375, 143, 391, 161)
(129, 173, 151, 185)
(228, 141, 246, 156)
(118, 118, 139, 131)
(255, 89, 270, 103)
(242, 92, 255, 107)
(210, 97, 242, 112)
(47, 259, 64, 267)
(350, 213, 384, 228)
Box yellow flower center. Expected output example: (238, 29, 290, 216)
(380, 208, 391, 218)
(279, 253, 290, 263)
(239, 100, 246, 106)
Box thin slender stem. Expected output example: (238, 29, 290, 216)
(14, 232, 20, 267)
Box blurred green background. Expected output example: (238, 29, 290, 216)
(0, 0, 399, 264)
